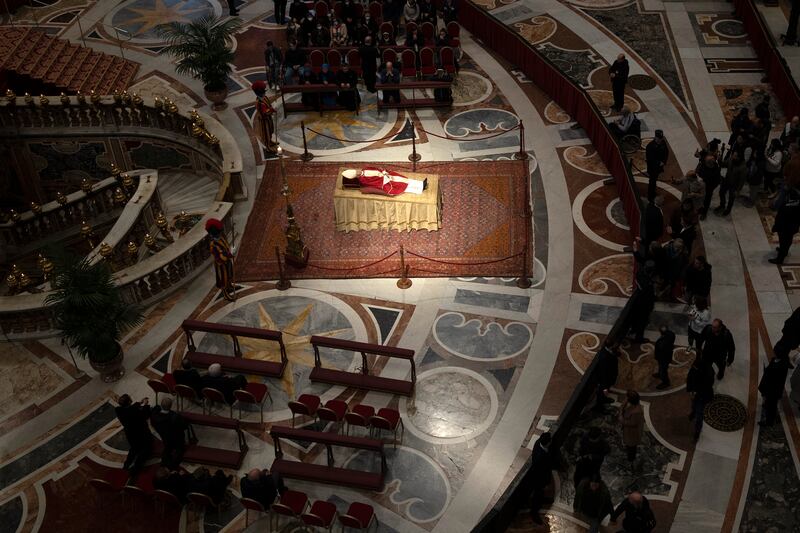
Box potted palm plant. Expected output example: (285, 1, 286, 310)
(157, 15, 242, 110)
(44, 252, 143, 382)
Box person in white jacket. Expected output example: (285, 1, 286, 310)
(687, 296, 711, 353)
(764, 138, 785, 196)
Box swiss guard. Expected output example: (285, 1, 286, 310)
(205, 218, 235, 301)
(252, 80, 278, 157)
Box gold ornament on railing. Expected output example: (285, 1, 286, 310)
(154, 96, 163, 109)
(5, 271, 18, 291)
(110, 162, 121, 180)
(80, 177, 93, 193)
(132, 92, 143, 106)
(60, 92, 70, 106)
(17, 269, 32, 290)
(113, 187, 127, 206)
(155, 211, 174, 243)
(208, 134, 219, 146)
(113, 90, 123, 105)
(24, 93, 33, 106)
(144, 233, 157, 251)
(30, 201, 42, 215)
(39, 94, 49, 106)
(191, 122, 204, 138)
(126, 240, 138, 259)
(56, 191, 68, 205)
(9, 209, 20, 223)
(121, 173, 134, 191)
(99, 242, 113, 260)
(90, 90, 100, 105)
(166, 99, 178, 114)
(80, 220, 93, 238)
(76, 91, 86, 105)
(5, 89, 16, 105)
(122, 91, 132, 106)
(37, 253, 54, 280)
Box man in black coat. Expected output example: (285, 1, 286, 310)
(609, 54, 629, 112)
(336, 63, 360, 111)
(115, 394, 153, 476)
(773, 307, 800, 358)
(359, 36, 380, 92)
(380, 61, 402, 104)
(241, 468, 288, 508)
(697, 154, 721, 220)
(594, 340, 620, 411)
(273, 0, 287, 24)
(769, 186, 800, 265)
(643, 196, 664, 247)
(646, 130, 669, 202)
(759, 354, 792, 426)
(150, 397, 189, 469)
(610, 491, 656, 533)
(699, 319, 735, 380)
(687, 357, 715, 439)
(288, 0, 308, 24)
(202, 363, 248, 404)
(174, 358, 203, 396)
(653, 326, 675, 389)
(527, 432, 555, 525)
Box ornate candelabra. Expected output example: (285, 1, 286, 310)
(155, 212, 174, 243)
(80, 220, 95, 248)
(277, 146, 308, 268)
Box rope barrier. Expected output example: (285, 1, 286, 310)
(304, 250, 398, 271)
(405, 249, 524, 266)
(417, 122, 521, 141)
(306, 127, 400, 143)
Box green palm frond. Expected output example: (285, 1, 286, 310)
(156, 15, 242, 91)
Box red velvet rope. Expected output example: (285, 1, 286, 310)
(305, 250, 398, 271)
(417, 122, 521, 141)
(306, 127, 400, 143)
(405, 249, 524, 265)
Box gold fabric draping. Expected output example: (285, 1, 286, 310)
(333, 170, 442, 232)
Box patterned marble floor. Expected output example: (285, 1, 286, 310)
(1, 0, 800, 532)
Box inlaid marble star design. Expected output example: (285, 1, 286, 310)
(117, 0, 210, 37)
(237, 303, 349, 398)
(287, 103, 382, 143)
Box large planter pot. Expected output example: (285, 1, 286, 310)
(204, 85, 228, 110)
(89, 344, 125, 383)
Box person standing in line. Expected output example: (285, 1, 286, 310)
(683, 257, 712, 304)
(618, 390, 645, 466)
(759, 352, 793, 427)
(115, 394, 153, 477)
(687, 296, 711, 354)
(769, 185, 800, 265)
(594, 340, 620, 411)
(528, 432, 555, 525)
(359, 36, 380, 93)
(610, 491, 657, 533)
(609, 53, 629, 112)
(573, 474, 614, 533)
(653, 326, 675, 389)
(150, 397, 189, 469)
(698, 318, 735, 380)
(643, 195, 665, 248)
(784, 0, 800, 45)
(263, 41, 283, 90)
(228, 0, 239, 16)
(646, 130, 669, 202)
(697, 154, 722, 220)
(273, 0, 287, 24)
(686, 357, 715, 440)
(764, 138, 785, 196)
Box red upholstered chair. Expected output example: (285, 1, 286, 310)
(327, 49, 342, 71)
(346, 49, 362, 75)
(406, 21, 417, 35)
(234, 382, 271, 423)
(420, 22, 435, 45)
(338, 501, 378, 531)
(419, 47, 435, 76)
(202, 387, 232, 417)
(379, 21, 394, 39)
(440, 46, 456, 75)
(301, 500, 338, 531)
(174, 384, 198, 412)
(271, 490, 309, 530)
(345, 404, 375, 435)
(400, 49, 416, 77)
(241, 497, 268, 527)
(369, 1, 383, 22)
(333, 1, 343, 19)
(315, 0, 329, 19)
(188, 491, 220, 521)
(148, 375, 175, 405)
(370, 407, 404, 447)
(310, 49, 325, 74)
(382, 48, 397, 66)
(122, 484, 149, 511)
(288, 394, 321, 427)
(354, 3, 364, 18)
(447, 21, 460, 39)
(89, 468, 129, 509)
(153, 489, 182, 516)
(317, 399, 348, 433)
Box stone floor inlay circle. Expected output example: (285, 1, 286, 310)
(402, 367, 498, 443)
(712, 19, 746, 39)
(704, 393, 748, 431)
(627, 74, 658, 91)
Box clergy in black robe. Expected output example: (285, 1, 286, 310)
(336, 63, 360, 110)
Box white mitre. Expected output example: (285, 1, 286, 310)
(342, 169, 359, 179)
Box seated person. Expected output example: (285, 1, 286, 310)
(299, 65, 318, 108)
(173, 358, 203, 396)
(153, 466, 193, 504)
(436, 28, 451, 48)
(404, 28, 425, 53)
(378, 30, 395, 46)
(240, 468, 288, 509)
(283, 41, 307, 84)
(318, 63, 337, 107)
(336, 62, 360, 111)
(380, 61, 401, 104)
(609, 106, 636, 137)
(201, 363, 248, 404)
(191, 467, 234, 506)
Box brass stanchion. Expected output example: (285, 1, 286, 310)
(300, 121, 314, 161)
(397, 245, 412, 289)
(275, 246, 291, 290)
(515, 122, 529, 160)
(408, 126, 421, 169)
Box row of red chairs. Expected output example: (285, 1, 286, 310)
(148, 374, 272, 423)
(306, 45, 457, 76)
(289, 393, 405, 446)
(244, 490, 377, 531)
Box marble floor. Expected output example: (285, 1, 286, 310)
(1, 0, 800, 532)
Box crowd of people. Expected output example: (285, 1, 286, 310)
(114, 361, 291, 510)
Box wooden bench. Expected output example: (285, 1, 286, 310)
(279, 84, 361, 117)
(179, 411, 248, 469)
(182, 319, 287, 378)
(309, 336, 415, 396)
(270, 425, 386, 491)
(376, 80, 453, 110)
